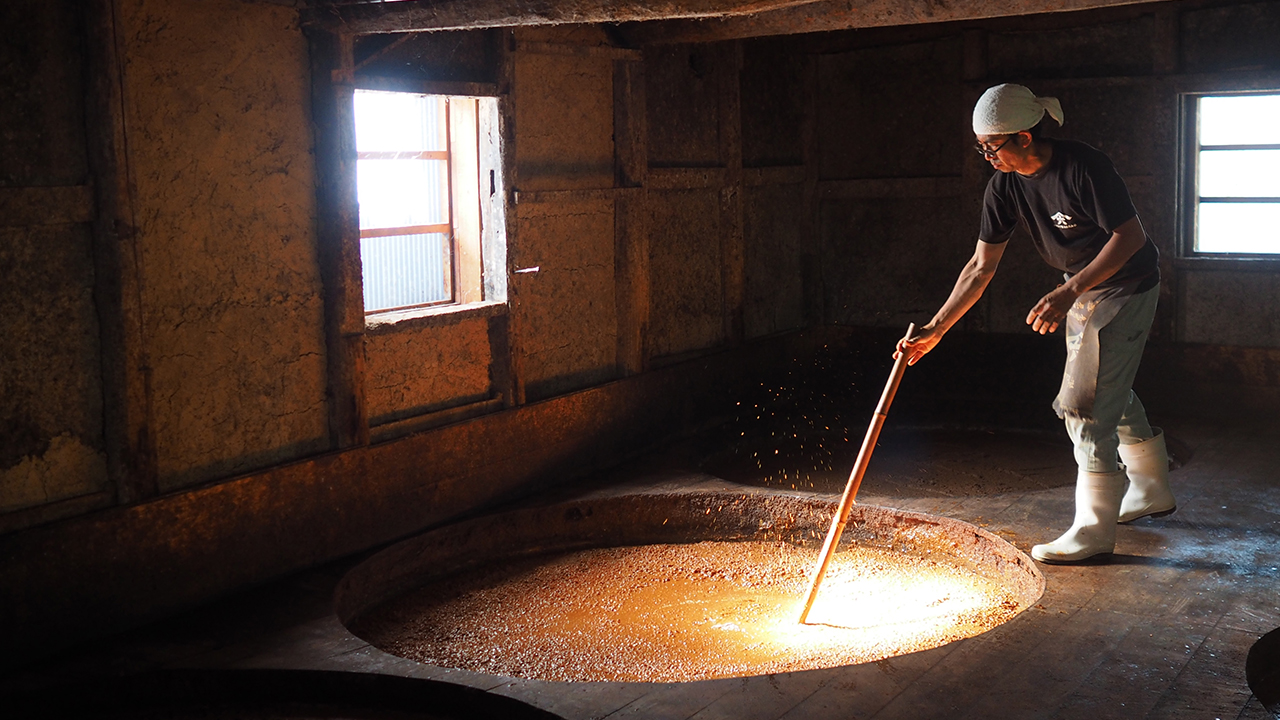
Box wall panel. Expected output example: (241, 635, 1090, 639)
(513, 199, 619, 400)
(645, 44, 726, 168)
(0, 0, 88, 187)
(986, 15, 1154, 79)
(0, 0, 108, 525)
(820, 195, 972, 329)
(119, 0, 328, 490)
(817, 38, 965, 181)
(743, 182, 806, 338)
(0, 225, 108, 514)
(365, 316, 496, 425)
(740, 41, 806, 168)
(513, 51, 614, 190)
(1182, 270, 1280, 349)
(1182, 2, 1280, 74)
(647, 189, 726, 358)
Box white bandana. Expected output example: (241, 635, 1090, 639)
(972, 83, 1065, 135)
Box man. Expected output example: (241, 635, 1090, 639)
(898, 83, 1176, 564)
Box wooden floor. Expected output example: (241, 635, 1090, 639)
(7, 417, 1279, 719)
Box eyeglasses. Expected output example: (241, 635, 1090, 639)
(974, 135, 1015, 158)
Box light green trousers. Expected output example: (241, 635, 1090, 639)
(1054, 284, 1159, 472)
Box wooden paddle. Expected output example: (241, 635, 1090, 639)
(798, 323, 916, 625)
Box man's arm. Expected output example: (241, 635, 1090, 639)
(1025, 215, 1148, 334)
(898, 239, 1006, 365)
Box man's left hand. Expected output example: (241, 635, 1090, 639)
(1026, 284, 1079, 334)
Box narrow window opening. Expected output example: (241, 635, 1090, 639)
(354, 90, 503, 315)
(1187, 93, 1280, 256)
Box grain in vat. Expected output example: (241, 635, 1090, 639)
(336, 489, 1044, 682)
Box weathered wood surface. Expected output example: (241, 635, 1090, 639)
(84, 0, 159, 504)
(625, 0, 1165, 44)
(718, 42, 745, 347)
(304, 0, 830, 34)
(613, 57, 649, 376)
(496, 30, 525, 406)
(309, 30, 370, 449)
(0, 186, 95, 227)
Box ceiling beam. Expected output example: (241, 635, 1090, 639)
(622, 0, 1165, 44)
(303, 0, 831, 34)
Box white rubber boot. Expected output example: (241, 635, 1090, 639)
(1118, 429, 1177, 523)
(1032, 470, 1126, 564)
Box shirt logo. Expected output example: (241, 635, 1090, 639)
(1051, 212, 1077, 230)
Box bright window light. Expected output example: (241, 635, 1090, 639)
(354, 90, 494, 314)
(354, 92, 445, 153)
(1192, 94, 1280, 255)
(1199, 95, 1280, 146)
(1198, 150, 1280, 198)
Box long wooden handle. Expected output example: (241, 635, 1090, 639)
(798, 323, 916, 625)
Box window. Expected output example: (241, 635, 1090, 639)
(354, 90, 502, 314)
(1184, 92, 1280, 255)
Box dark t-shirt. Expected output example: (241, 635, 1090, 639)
(979, 139, 1159, 293)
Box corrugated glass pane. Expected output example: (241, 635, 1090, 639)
(1199, 95, 1280, 146)
(357, 159, 449, 229)
(1198, 149, 1280, 197)
(1197, 203, 1280, 254)
(353, 91, 445, 152)
(361, 233, 452, 311)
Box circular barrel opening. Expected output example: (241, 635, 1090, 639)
(337, 490, 1043, 683)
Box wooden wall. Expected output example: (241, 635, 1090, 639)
(0, 1, 820, 535)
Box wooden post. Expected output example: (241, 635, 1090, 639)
(309, 29, 369, 449)
(801, 49, 822, 325)
(499, 29, 525, 406)
(1153, 7, 1180, 76)
(719, 40, 745, 346)
(614, 56, 650, 376)
(478, 87, 517, 406)
(84, 0, 158, 503)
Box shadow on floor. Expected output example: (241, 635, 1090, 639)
(9, 668, 565, 720)
(1248, 628, 1280, 718)
(701, 425, 1078, 498)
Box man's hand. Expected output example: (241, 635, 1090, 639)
(895, 325, 944, 366)
(1026, 284, 1080, 334)
(898, 239, 1005, 365)
(1026, 216, 1145, 334)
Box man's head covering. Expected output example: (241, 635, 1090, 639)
(972, 83, 1065, 135)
